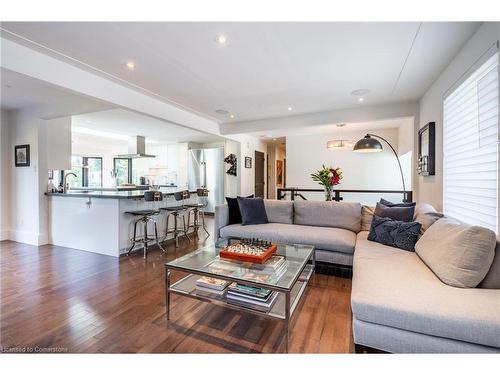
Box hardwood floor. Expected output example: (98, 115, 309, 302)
(0, 219, 354, 353)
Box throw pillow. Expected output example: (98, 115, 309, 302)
(226, 195, 254, 224)
(413, 203, 443, 234)
(374, 202, 415, 222)
(415, 217, 496, 288)
(360, 205, 375, 231)
(380, 198, 416, 208)
(237, 197, 269, 225)
(368, 215, 421, 251)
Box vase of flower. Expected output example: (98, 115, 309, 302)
(324, 186, 333, 201)
(311, 165, 343, 201)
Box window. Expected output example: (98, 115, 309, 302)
(84, 157, 103, 188)
(443, 49, 498, 232)
(113, 158, 132, 185)
(69, 156, 84, 188)
(69, 156, 103, 188)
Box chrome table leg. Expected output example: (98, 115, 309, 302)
(165, 268, 171, 320)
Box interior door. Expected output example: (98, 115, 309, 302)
(254, 151, 265, 198)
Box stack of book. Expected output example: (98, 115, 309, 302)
(226, 283, 278, 312)
(195, 276, 230, 298)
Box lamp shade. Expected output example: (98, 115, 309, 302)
(353, 135, 383, 153)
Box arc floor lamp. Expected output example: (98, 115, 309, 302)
(353, 133, 409, 202)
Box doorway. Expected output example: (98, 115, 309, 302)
(254, 151, 265, 198)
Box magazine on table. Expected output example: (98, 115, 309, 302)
(227, 291, 279, 312)
(195, 276, 230, 291)
(227, 283, 273, 302)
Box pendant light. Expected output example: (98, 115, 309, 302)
(326, 124, 354, 150)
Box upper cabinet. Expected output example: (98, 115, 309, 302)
(45, 117, 72, 170)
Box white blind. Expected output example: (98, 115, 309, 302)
(443, 51, 499, 232)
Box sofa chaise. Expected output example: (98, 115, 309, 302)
(214, 199, 500, 353)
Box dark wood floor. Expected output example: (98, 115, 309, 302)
(0, 219, 354, 353)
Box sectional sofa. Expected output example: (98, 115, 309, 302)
(214, 199, 500, 353)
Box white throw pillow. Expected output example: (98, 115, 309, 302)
(415, 217, 496, 288)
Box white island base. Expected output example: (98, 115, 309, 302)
(48, 193, 198, 257)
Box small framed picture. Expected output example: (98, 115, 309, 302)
(15, 144, 30, 167)
(245, 157, 252, 168)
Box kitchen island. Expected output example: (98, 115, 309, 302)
(46, 188, 199, 257)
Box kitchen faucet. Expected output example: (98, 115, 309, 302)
(63, 172, 77, 193)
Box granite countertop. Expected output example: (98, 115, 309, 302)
(69, 185, 178, 192)
(46, 188, 196, 199)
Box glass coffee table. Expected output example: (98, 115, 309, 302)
(164, 238, 315, 352)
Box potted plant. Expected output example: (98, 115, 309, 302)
(311, 165, 343, 201)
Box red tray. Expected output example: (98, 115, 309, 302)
(219, 242, 277, 264)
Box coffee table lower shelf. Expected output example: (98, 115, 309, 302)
(165, 264, 314, 352)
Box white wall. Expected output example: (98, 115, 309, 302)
(5, 107, 47, 245)
(223, 134, 267, 198)
(223, 139, 241, 197)
(0, 109, 12, 240)
(286, 127, 410, 205)
(418, 22, 500, 211)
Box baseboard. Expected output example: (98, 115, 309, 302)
(0, 229, 9, 241)
(9, 230, 48, 246)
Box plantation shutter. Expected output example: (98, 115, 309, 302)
(443, 47, 499, 233)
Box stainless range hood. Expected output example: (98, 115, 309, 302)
(116, 136, 156, 158)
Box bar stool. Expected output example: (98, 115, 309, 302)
(160, 190, 191, 247)
(126, 190, 165, 259)
(186, 188, 210, 237)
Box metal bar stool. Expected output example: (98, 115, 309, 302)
(160, 190, 191, 247)
(126, 190, 165, 259)
(186, 188, 210, 237)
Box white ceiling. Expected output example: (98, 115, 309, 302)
(72, 109, 224, 144)
(1, 22, 480, 125)
(0, 68, 113, 117)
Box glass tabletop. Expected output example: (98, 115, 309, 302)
(166, 238, 314, 291)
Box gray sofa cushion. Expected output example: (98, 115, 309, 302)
(264, 200, 293, 224)
(220, 223, 356, 254)
(352, 231, 500, 348)
(415, 217, 496, 288)
(293, 201, 361, 232)
(479, 242, 500, 289)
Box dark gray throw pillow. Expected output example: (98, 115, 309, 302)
(368, 215, 421, 251)
(380, 198, 416, 208)
(374, 202, 415, 222)
(226, 195, 254, 224)
(237, 197, 269, 225)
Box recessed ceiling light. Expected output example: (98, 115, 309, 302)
(126, 61, 135, 70)
(351, 89, 370, 97)
(215, 34, 227, 45)
(358, 97, 364, 103)
(287, 107, 293, 111)
(215, 109, 229, 115)
(273, 138, 277, 141)
(230, 114, 235, 119)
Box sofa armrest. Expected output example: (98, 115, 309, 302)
(214, 204, 230, 240)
